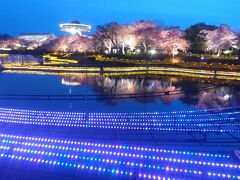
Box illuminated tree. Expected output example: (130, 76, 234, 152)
(0, 38, 27, 50)
(45, 36, 69, 52)
(117, 25, 137, 54)
(94, 22, 120, 53)
(44, 35, 93, 52)
(157, 27, 190, 57)
(133, 21, 157, 31)
(132, 21, 159, 52)
(93, 31, 113, 54)
(200, 25, 238, 56)
(69, 36, 93, 52)
(185, 23, 217, 53)
(94, 22, 147, 54)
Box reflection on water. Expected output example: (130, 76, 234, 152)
(61, 75, 240, 110)
(197, 87, 232, 109)
(0, 54, 42, 64)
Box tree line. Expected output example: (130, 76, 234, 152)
(0, 21, 239, 57)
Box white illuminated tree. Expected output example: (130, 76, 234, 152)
(117, 25, 137, 54)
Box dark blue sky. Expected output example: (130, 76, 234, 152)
(0, 0, 239, 36)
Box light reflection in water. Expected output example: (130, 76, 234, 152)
(61, 75, 240, 110)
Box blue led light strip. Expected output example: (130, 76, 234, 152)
(1, 106, 240, 117)
(0, 134, 239, 179)
(0, 134, 232, 161)
(0, 108, 239, 133)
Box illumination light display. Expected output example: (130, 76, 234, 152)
(0, 107, 239, 133)
(0, 133, 240, 179)
(0, 107, 239, 179)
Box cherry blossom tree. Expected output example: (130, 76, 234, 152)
(46, 36, 69, 52)
(93, 22, 120, 53)
(200, 25, 238, 56)
(69, 36, 93, 52)
(132, 21, 159, 52)
(117, 25, 137, 54)
(93, 31, 113, 54)
(93, 21, 190, 55)
(132, 21, 157, 31)
(0, 38, 27, 50)
(44, 35, 93, 52)
(157, 28, 190, 57)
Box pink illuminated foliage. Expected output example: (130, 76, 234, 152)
(157, 28, 190, 57)
(132, 21, 159, 52)
(45, 35, 93, 52)
(200, 25, 238, 56)
(0, 38, 27, 50)
(93, 22, 120, 53)
(117, 25, 137, 53)
(94, 21, 160, 54)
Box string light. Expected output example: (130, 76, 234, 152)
(0, 108, 239, 133)
(1, 106, 240, 116)
(0, 134, 231, 160)
(0, 106, 239, 179)
(0, 113, 238, 126)
(0, 134, 239, 179)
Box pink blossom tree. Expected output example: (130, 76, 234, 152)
(46, 36, 69, 52)
(200, 25, 238, 56)
(132, 21, 159, 52)
(157, 28, 190, 57)
(69, 36, 93, 52)
(93, 22, 120, 53)
(0, 38, 27, 50)
(133, 21, 157, 31)
(117, 25, 137, 54)
(93, 30, 113, 54)
(44, 35, 93, 52)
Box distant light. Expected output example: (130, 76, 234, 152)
(136, 49, 141, 53)
(68, 28, 80, 35)
(223, 95, 230, 101)
(149, 49, 157, 55)
(223, 50, 232, 55)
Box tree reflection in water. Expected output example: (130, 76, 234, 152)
(197, 86, 240, 110)
(61, 75, 240, 110)
(0, 55, 42, 64)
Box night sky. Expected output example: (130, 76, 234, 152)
(0, 0, 239, 36)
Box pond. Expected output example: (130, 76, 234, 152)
(0, 56, 240, 179)
(0, 54, 42, 64)
(1, 73, 240, 112)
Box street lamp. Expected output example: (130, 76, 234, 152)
(147, 49, 157, 75)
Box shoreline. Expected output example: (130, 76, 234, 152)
(2, 64, 240, 81)
(1, 52, 240, 81)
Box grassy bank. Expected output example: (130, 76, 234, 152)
(2, 52, 240, 81)
(3, 63, 240, 81)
